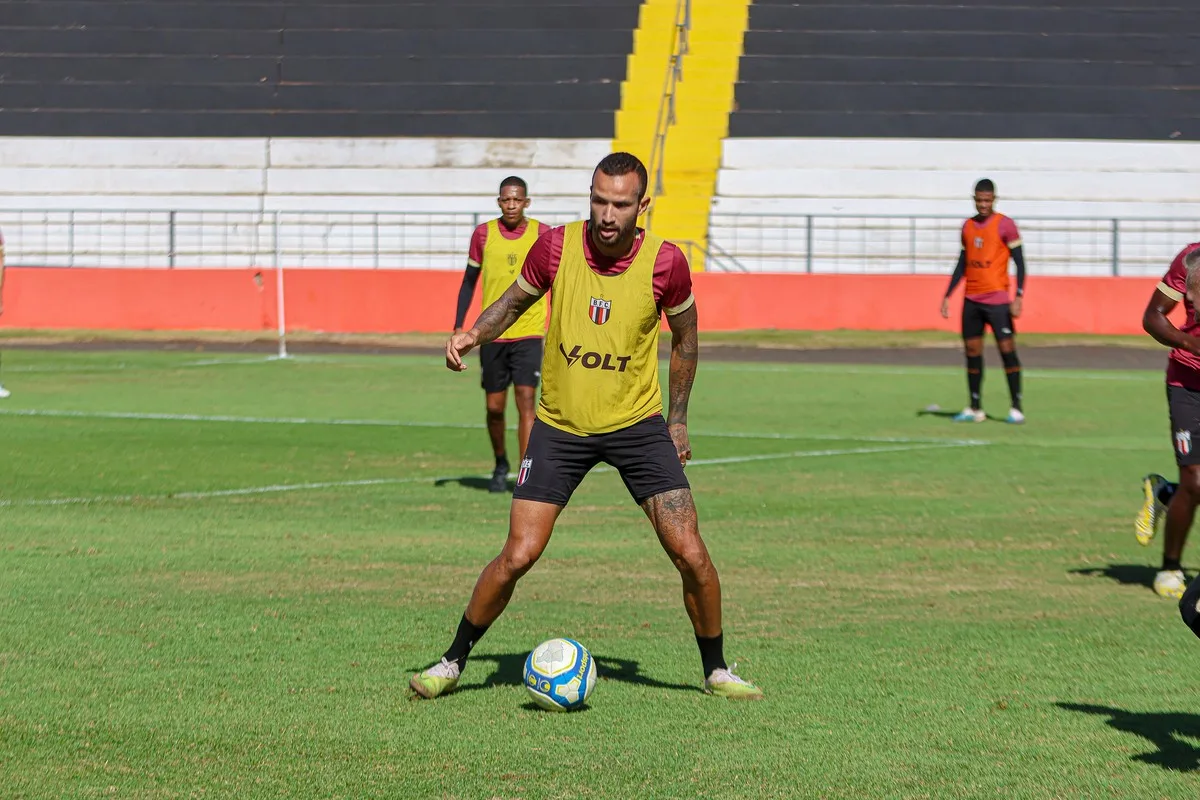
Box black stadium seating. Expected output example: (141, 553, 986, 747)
(731, 0, 1200, 140)
(0, 0, 640, 137)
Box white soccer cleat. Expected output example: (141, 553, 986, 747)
(1154, 569, 1187, 599)
(952, 407, 986, 423)
(704, 665, 763, 700)
(1005, 408, 1025, 424)
(0, 385, 10, 399)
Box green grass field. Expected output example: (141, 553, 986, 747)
(1, 345, 1197, 798)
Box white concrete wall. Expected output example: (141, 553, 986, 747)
(0, 137, 605, 267)
(712, 139, 1200, 276)
(5, 135, 1199, 275)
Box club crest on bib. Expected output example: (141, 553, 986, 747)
(1178, 430, 1193, 456)
(588, 297, 612, 326)
(973, 236, 984, 249)
(507, 252, 519, 266)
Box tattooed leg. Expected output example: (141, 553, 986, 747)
(642, 488, 722, 637)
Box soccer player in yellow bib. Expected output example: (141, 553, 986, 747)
(412, 153, 762, 701)
(453, 177, 550, 492)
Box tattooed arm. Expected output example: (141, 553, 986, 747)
(445, 281, 543, 371)
(665, 303, 698, 464)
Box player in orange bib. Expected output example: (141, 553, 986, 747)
(940, 179, 1027, 424)
(412, 153, 762, 701)
(453, 177, 550, 492)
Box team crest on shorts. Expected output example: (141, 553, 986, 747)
(588, 297, 612, 325)
(1177, 430, 1192, 456)
(517, 457, 533, 486)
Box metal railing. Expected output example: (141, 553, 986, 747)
(646, 0, 690, 205)
(707, 213, 1199, 277)
(0, 208, 1194, 277)
(0, 209, 583, 270)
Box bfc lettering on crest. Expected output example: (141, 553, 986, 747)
(588, 297, 612, 325)
(517, 457, 533, 486)
(559, 343, 632, 373)
(1178, 430, 1193, 456)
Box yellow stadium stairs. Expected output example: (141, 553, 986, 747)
(613, 0, 752, 271)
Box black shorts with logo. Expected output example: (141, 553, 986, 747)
(1167, 385, 1200, 466)
(479, 338, 543, 393)
(962, 299, 1015, 341)
(512, 415, 690, 506)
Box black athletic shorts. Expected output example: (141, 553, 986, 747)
(479, 338, 542, 393)
(1167, 384, 1200, 466)
(512, 415, 690, 506)
(962, 299, 1015, 341)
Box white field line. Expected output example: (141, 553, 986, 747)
(0, 407, 985, 446)
(703, 362, 1160, 381)
(1, 441, 983, 508)
(2, 356, 278, 374)
(0, 476, 429, 508)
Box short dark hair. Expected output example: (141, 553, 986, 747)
(974, 178, 996, 194)
(499, 176, 528, 195)
(594, 152, 648, 199)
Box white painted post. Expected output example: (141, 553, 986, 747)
(275, 210, 288, 359)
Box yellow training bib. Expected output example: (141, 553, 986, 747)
(538, 221, 665, 435)
(481, 218, 547, 340)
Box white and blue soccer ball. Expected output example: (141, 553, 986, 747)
(523, 637, 596, 712)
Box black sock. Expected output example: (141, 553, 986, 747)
(696, 632, 727, 677)
(442, 614, 489, 669)
(1163, 557, 1183, 572)
(494, 454, 509, 471)
(1001, 350, 1022, 411)
(966, 355, 983, 410)
(1158, 482, 1178, 507)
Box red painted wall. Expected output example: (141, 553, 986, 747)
(0, 266, 1161, 335)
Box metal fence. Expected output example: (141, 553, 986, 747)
(0, 208, 1195, 277)
(708, 214, 1199, 277)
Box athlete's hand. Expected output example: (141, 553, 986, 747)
(1011, 296, 1023, 319)
(668, 422, 692, 467)
(446, 329, 478, 372)
(940, 298, 950, 319)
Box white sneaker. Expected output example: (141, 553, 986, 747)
(1154, 569, 1187, 599)
(1006, 408, 1025, 424)
(0, 386, 10, 399)
(703, 665, 763, 699)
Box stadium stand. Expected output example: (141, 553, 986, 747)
(731, 0, 1200, 141)
(0, 0, 640, 138)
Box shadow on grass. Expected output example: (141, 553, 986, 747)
(432, 475, 514, 493)
(1069, 564, 1159, 591)
(1056, 703, 1200, 772)
(412, 652, 701, 695)
(915, 407, 1005, 423)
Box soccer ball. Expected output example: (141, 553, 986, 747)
(523, 637, 596, 712)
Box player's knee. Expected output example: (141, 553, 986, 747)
(671, 541, 715, 582)
(1000, 349, 1020, 369)
(485, 405, 505, 422)
(963, 340, 984, 357)
(498, 542, 541, 578)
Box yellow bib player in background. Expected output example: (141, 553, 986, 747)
(415, 153, 763, 701)
(453, 177, 549, 492)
